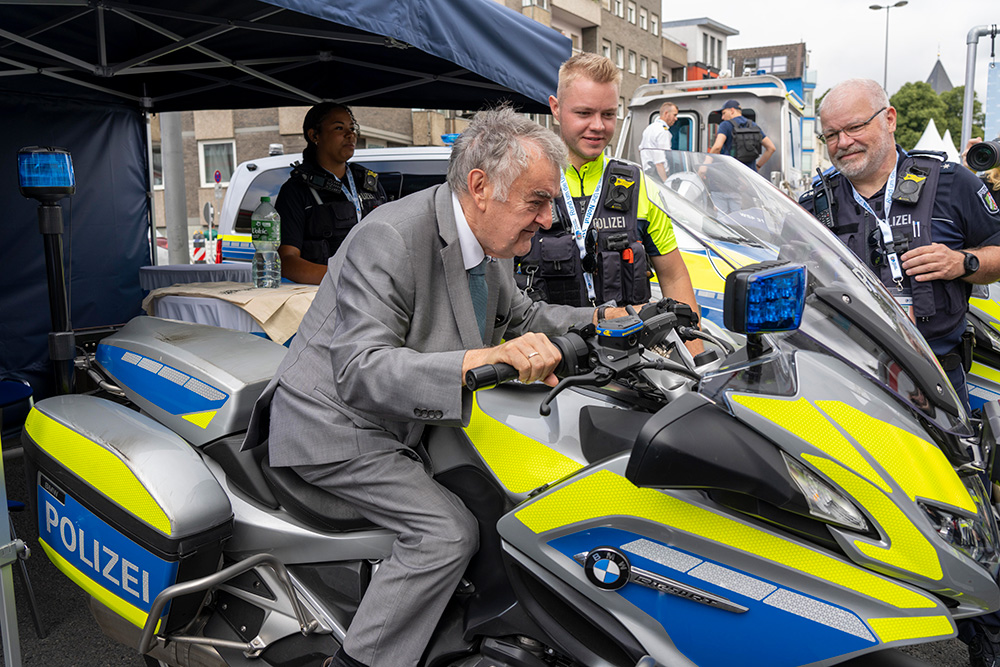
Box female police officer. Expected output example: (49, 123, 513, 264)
(276, 102, 387, 284)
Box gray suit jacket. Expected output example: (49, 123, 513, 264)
(257, 183, 592, 467)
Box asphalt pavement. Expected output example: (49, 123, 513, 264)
(0, 447, 973, 667)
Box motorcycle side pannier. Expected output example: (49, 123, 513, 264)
(21, 394, 233, 634)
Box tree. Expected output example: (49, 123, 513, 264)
(940, 86, 984, 150)
(890, 82, 947, 151)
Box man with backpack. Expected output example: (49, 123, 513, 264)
(708, 99, 775, 173)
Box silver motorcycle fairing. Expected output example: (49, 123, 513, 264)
(498, 455, 956, 667)
(94, 317, 287, 447)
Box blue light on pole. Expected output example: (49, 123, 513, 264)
(17, 146, 75, 203)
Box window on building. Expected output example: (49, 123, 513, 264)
(602, 39, 612, 60)
(618, 97, 625, 119)
(616, 45, 624, 69)
(627, 1, 636, 23)
(803, 119, 815, 142)
(530, 113, 552, 129)
(151, 143, 163, 189)
(755, 56, 787, 75)
(522, 0, 549, 8)
(613, 0, 624, 18)
(651, 60, 659, 81)
(628, 51, 636, 73)
(198, 140, 236, 187)
(651, 13, 658, 35)
(704, 35, 710, 66)
(743, 58, 757, 75)
(804, 89, 815, 116)
(711, 37, 718, 67)
(640, 56, 648, 79)
(717, 40, 722, 71)
(639, 7, 647, 30)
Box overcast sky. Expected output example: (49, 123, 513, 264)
(662, 1, 997, 99)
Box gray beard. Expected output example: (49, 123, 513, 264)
(833, 136, 894, 182)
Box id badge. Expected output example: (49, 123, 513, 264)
(894, 294, 913, 308)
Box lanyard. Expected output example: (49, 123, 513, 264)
(343, 167, 363, 225)
(849, 154, 904, 289)
(559, 167, 605, 302)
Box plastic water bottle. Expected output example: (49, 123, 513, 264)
(251, 196, 281, 288)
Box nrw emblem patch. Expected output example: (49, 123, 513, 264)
(584, 546, 631, 591)
(979, 184, 999, 215)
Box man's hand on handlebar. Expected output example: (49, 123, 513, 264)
(461, 332, 562, 387)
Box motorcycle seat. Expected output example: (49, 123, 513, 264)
(261, 456, 376, 531)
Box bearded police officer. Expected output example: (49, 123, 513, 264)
(276, 102, 387, 284)
(515, 53, 700, 332)
(800, 79, 1000, 414)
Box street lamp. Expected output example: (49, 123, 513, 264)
(869, 1, 908, 92)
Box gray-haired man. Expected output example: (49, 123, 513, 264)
(260, 106, 623, 667)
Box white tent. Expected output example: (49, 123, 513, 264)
(940, 129, 962, 163)
(913, 118, 961, 162)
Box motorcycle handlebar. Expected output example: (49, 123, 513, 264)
(465, 363, 519, 391)
(465, 331, 590, 392)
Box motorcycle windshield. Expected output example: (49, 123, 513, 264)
(645, 153, 971, 436)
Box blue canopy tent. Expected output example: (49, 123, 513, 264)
(0, 0, 572, 400)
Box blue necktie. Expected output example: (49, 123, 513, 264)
(468, 259, 488, 340)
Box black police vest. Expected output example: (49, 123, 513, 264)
(296, 162, 384, 265)
(516, 159, 651, 307)
(801, 153, 968, 344)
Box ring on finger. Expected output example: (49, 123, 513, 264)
(527, 351, 540, 359)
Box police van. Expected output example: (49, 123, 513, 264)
(616, 74, 808, 197)
(216, 146, 452, 263)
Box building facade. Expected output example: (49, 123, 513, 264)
(660, 17, 739, 81)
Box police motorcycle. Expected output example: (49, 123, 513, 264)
(19, 153, 1000, 667)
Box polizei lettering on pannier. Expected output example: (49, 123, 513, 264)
(38, 477, 178, 614)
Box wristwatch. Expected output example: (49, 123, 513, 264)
(961, 251, 980, 277)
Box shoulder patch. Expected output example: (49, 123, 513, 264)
(979, 184, 999, 215)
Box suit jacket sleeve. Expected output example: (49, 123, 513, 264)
(327, 217, 468, 425)
(502, 275, 593, 339)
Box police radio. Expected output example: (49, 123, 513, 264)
(290, 162, 344, 195)
(813, 168, 837, 229)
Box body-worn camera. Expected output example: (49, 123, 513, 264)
(967, 140, 1000, 172)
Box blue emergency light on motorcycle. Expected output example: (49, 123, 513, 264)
(723, 261, 806, 334)
(17, 146, 76, 203)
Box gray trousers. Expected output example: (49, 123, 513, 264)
(293, 450, 479, 667)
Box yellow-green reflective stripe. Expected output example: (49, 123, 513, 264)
(182, 410, 216, 429)
(25, 409, 171, 534)
(805, 455, 942, 581)
(516, 469, 937, 609)
(868, 615, 954, 643)
(731, 395, 891, 493)
(971, 298, 1000, 324)
(464, 396, 582, 494)
(681, 252, 728, 294)
(41, 538, 161, 631)
(816, 402, 976, 515)
(971, 361, 1000, 385)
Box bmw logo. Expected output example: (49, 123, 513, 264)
(584, 547, 631, 591)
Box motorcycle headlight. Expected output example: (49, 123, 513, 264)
(784, 454, 870, 532)
(920, 475, 1000, 570)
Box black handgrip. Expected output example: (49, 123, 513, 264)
(465, 363, 519, 391)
